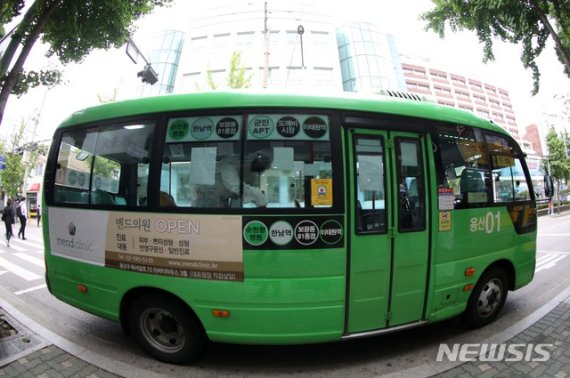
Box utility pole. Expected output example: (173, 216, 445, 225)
(262, 1, 270, 89)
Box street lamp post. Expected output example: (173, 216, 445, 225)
(297, 25, 305, 69)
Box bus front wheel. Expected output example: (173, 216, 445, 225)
(464, 267, 508, 328)
(128, 294, 205, 364)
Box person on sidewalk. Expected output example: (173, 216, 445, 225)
(36, 204, 41, 227)
(17, 197, 27, 240)
(2, 199, 16, 247)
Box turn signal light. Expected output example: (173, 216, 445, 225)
(463, 284, 475, 292)
(76, 284, 88, 294)
(212, 309, 230, 318)
(464, 268, 476, 277)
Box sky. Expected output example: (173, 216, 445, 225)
(2, 0, 569, 143)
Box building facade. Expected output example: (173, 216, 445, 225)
(138, 30, 185, 97)
(173, 0, 342, 92)
(400, 59, 520, 141)
(336, 22, 405, 93)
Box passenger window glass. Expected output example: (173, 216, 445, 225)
(354, 136, 386, 233)
(486, 134, 531, 203)
(396, 138, 425, 231)
(161, 116, 241, 208)
(54, 122, 154, 207)
(433, 125, 491, 208)
(244, 114, 333, 208)
(161, 114, 334, 209)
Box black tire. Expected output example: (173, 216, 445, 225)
(128, 294, 206, 364)
(464, 267, 508, 328)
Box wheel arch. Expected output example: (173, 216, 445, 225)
(482, 259, 516, 291)
(119, 286, 205, 336)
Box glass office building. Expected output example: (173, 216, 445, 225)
(336, 22, 406, 93)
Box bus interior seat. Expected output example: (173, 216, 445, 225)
(159, 191, 176, 207)
(91, 189, 116, 205)
(115, 196, 127, 206)
(460, 168, 484, 193)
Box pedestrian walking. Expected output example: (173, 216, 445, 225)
(2, 199, 16, 247)
(37, 204, 41, 227)
(17, 196, 27, 240)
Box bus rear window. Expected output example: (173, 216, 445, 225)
(53, 122, 155, 207)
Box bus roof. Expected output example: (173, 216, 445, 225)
(57, 91, 508, 135)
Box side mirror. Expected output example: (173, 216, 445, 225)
(544, 175, 554, 198)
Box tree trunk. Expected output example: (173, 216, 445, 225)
(0, 1, 40, 79)
(0, 0, 62, 127)
(528, 0, 570, 75)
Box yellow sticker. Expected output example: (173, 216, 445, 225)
(439, 211, 452, 232)
(311, 178, 333, 206)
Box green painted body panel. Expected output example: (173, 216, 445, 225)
(44, 92, 536, 345)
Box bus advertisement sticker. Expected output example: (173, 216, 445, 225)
(191, 118, 214, 140)
(248, 115, 274, 139)
(439, 211, 452, 232)
(243, 220, 269, 247)
(103, 212, 244, 282)
(269, 221, 294, 246)
(243, 216, 344, 250)
(295, 220, 319, 246)
(319, 220, 343, 245)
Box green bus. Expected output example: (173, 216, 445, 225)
(43, 91, 537, 363)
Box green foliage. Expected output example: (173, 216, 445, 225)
(421, 0, 570, 95)
(0, 0, 173, 126)
(10, 69, 62, 96)
(226, 51, 252, 89)
(545, 127, 570, 205)
(205, 51, 252, 90)
(206, 67, 218, 90)
(42, 0, 172, 64)
(0, 0, 24, 38)
(0, 119, 26, 197)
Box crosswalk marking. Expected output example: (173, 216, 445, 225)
(15, 253, 44, 267)
(536, 253, 567, 273)
(15, 284, 47, 296)
(0, 256, 41, 281)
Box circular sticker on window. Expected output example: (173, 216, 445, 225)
(216, 117, 239, 139)
(249, 115, 274, 139)
(269, 221, 293, 246)
(320, 220, 343, 245)
(294, 220, 319, 246)
(276, 116, 300, 138)
(169, 119, 190, 140)
(243, 220, 268, 247)
(191, 118, 214, 140)
(302, 116, 327, 139)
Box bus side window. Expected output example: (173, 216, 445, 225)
(485, 132, 532, 203)
(353, 136, 386, 233)
(433, 124, 491, 208)
(52, 122, 155, 207)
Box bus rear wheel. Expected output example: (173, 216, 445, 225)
(128, 294, 205, 364)
(464, 267, 508, 328)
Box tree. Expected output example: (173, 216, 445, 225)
(421, 0, 570, 95)
(226, 51, 252, 89)
(545, 127, 570, 210)
(0, 119, 27, 197)
(205, 50, 252, 90)
(0, 0, 172, 127)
